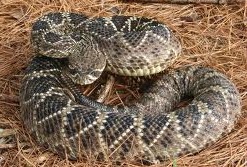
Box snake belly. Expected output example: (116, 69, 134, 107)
(20, 12, 241, 163)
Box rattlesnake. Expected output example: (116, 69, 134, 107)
(20, 12, 241, 163)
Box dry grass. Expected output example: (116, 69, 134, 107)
(0, 0, 246, 166)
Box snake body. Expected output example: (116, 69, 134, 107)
(20, 12, 241, 163)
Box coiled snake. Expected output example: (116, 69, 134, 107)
(20, 12, 241, 163)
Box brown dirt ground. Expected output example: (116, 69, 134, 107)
(0, 0, 246, 167)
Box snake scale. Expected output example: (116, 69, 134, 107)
(20, 12, 241, 163)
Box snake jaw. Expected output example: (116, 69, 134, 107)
(67, 64, 106, 85)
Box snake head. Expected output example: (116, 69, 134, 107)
(66, 43, 107, 85)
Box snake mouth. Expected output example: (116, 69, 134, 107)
(67, 64, 106, 85)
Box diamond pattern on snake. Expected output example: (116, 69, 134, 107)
(20, 12, 241, 163)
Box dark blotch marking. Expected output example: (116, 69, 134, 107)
(111, 16, 131, 31)
(40, 120, 56, 136)
(87, 18, 116, 38)
(44, 32, 62, 43)
(152, 25, 169, 40)
(68, 13, 88, 26)
(46, 12, 63, 25)
(32, 20, 50, 31)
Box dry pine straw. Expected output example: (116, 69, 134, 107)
(0, 0, 246, 167)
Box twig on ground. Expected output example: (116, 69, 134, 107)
(0, 128, 16, 138)
(0, 94, 19, 103)
(0, 143, 16, 149)
(97, 75, 115, 103)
